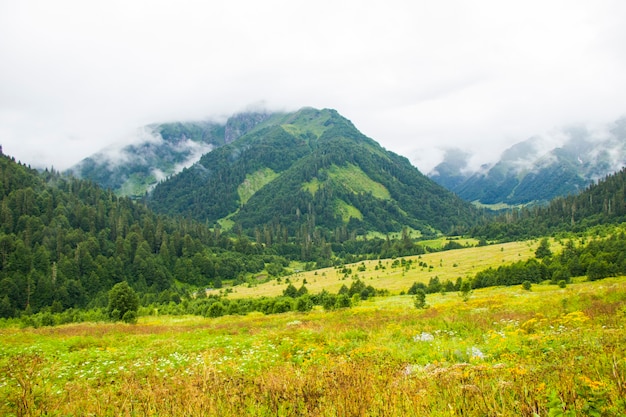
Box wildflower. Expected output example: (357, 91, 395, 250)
(579, 375, 606, 390)
(414, 332, 434, 342)
(461, 384, 481, 393)
(467, 346, 485, 360)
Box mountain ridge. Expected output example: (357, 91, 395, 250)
(148, 107, 478, 237)
(429, 117, 626, 206)
(67, 112, 273, 198)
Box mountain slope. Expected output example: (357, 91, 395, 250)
(148, 108, 478, 236)
(0, 149, 299, 317)
(471, 166, 626, 240)
(430, 118, 626, 205)
(68, 112, 271, 198)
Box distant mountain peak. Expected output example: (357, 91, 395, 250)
(67, 111, 277, 198)
(429, 116, 626, 206)
(224, 111, 273, 143)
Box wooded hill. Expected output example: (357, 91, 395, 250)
(471, 167, 626, 240)
(68, 112, 273, 198)
(148, 108, 479, 238)
(0, 147, 475, 319)
(0, 152, 297, 318)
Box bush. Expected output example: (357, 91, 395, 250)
(107, 282, 139, 323)
(322, 294, 337, 311)
(272, 299, 293, 314)
(459, 280, 472, 302)
(413, 289, 427, 309)
(522, 280, 532, 291)
(122, 310, 138, 324)
(295, 295, 313, 312)
(207, 302, 225, 318)
(335, 294, 352, 309)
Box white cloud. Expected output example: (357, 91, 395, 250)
(1, 0, 625, 171)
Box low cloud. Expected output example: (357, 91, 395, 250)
(1, 1, 626, 172)
(94, 127, 164, 168)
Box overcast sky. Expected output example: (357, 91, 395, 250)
(1, 0, 626, 172)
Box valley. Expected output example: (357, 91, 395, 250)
(1, 107, 625, 415)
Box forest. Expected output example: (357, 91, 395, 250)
(1, 148, 626, 322)
(0, 152, 462, 319)
(470, 167, 626, 240)
(148, 108, 479, 237)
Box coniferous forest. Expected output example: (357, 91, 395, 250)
(0, 151, 450, 319)
(2, 142, 626, 322)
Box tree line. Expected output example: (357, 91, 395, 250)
(0, 153, 459, 319)
(471, 168, 626, 240)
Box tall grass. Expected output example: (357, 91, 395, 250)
(1, 278, 625, 416)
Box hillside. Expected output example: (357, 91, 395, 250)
(471, 166, 626, 240)
(149, 108, 479, 237)
(68, 112, 272, 198)
(430, 117, 626, 205)
(0, 151, 292, 318)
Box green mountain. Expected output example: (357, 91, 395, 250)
(471, 166, 626, 240)
(148, 108, 479, 237)
(0, 149, 295, 318)
(68, 112, 272, 198)
(430, 118, 626, 206)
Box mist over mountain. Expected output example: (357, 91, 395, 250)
(67, 112, 272, 198)
(147, 107, 478, 237)
(429, 117, 626, 205)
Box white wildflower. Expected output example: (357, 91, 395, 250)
(467, 346, 485, 359)
(413, 332, 435, 342)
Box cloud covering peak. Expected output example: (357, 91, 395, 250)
(1, 1, 626, 171)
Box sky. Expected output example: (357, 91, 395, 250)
(1, 0, 626, 173)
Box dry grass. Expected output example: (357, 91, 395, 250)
(2, 276, 625, 416)
(220, 240, 544, 298)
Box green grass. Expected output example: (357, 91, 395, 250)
(237, 167, 279, 205)
(334, 199, 363, 222)
(326, 163, 391, 199)
(219, 239, 546, 298)
(2, 278, 625, 416)
(301, 163, 391, 201)
(301, 177, 322, 195)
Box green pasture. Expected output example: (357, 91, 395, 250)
(2, 277, 625, 416)
(218, 239, 545, 298)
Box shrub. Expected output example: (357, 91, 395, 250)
(459, 280, 472, 302)
(335, 294, 352, 309)
(207, 302, 225, 318)
(413, 289, 427, 309)
(107, 282, 139, 323)
(295, 295, 313, 312)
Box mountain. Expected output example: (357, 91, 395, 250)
(67, 112, 272, 198)
(471, 166, 626, 241)
(0, 149, 299, 317)
(148, 108, 478, 237)
(429, 117, 626, 206)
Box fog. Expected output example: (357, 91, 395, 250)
(1, 1, 626, 171)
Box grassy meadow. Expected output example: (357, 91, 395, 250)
(219, 239, 545, 298)
(2, 275, 625, 416)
